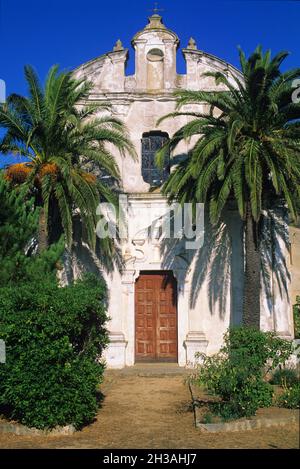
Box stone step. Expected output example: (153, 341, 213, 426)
(105, 363, 192, 377)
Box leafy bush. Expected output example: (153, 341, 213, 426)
(293, 296, 300, 339)
(0, 173, 65, 286)
(0, 174, 37, 285)
(270, 367, 299, 387)
(276, 383, 300, 409)
(0, 174, 37, 259)
(224, 327, 294, 372)
(213, 380, 273, 421)
(194, 327, 294, 420)
(0, 274, 108, 429)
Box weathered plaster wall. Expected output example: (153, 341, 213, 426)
(70, 14, 294, 368)
(289, 226, 300, 306)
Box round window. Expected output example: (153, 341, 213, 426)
(147, 48, 164, 62)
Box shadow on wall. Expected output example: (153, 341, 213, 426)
(60, 200, 290, 327)
(159, 204, 290, 325)
(260, 207, 291, 309)
(159, 208, 239, 322)
(60, 215, 123, 286)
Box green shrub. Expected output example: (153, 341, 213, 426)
(211, 380, 274, 421)
(195, 327, 294, 420)
(224, 327, 294, 373)
(202, 412, 213, 424)
(276, 383, 300, 409)
(270, 367, 299, 387)
(0, 173, 66, 286)
(293, 297, 300, 339)
(0, 274, 108, 429)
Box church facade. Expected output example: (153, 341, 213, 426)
(73, 14, 294, 368)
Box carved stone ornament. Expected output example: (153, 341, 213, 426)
(187, 37, 197, 50)
(113, 39, 124, 52)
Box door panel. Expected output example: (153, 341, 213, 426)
(135, 272, 177, 362)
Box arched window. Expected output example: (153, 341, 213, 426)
(146, 49, 164, 90)
(141, 131, 170, 186)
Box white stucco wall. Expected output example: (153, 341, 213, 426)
(71, 14, 294, 368)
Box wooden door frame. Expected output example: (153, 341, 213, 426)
(134, 270, 178, 363)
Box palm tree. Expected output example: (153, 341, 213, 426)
(0, 65, 135, 252)
(156, 46, 300, 328)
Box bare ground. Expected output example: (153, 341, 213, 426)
(0, 372, 299, 449)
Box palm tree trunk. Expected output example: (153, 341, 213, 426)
(242, 202, 260, 328)
(37, 207, 48, 253)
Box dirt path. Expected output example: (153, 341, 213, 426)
(0, 371, 299, 449)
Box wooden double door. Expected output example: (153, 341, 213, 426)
(135, 271, 178, 362)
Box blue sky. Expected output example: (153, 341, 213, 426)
(0, 0, 299, 166)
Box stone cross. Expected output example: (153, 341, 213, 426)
(149, 2, 164, 15)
